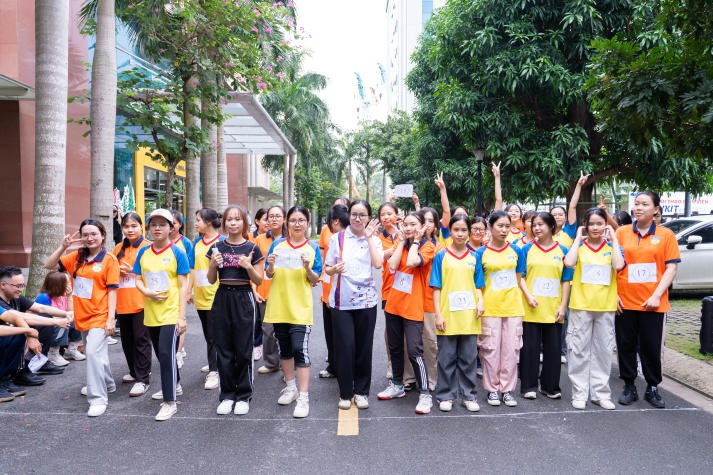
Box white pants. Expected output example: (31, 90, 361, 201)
(83, 328, 115, 406)
(566, 309, 615, 402)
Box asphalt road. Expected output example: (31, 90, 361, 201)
(2, 287, 713, 474)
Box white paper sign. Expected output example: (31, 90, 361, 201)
(490, 270, 517, 291)
(628, 263, 657, 284)
(274, 249, 304, 270)
(119, 274, 136, 289)
(532, 278, 560, 298)
(193, 269, 211, 287)
(448, 291, 476, 311)
(145, 271, 170, 291)
(392, 271, 414, 294)
(581, 264, 612, 286)
(393, 184, 414, 198)
(72, 276, 93, 299)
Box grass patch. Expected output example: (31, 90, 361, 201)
(669, 298, 704, 311)
(666, 333, 713, 361)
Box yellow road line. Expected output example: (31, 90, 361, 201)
(337, 405, 359, 436)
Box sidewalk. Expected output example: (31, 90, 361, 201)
(664, 304, 713, 399)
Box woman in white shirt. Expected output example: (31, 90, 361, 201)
(324, 200, 383, 410)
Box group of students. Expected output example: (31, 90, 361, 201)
(2, 167, 678, 420)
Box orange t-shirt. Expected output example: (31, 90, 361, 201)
(319, 225, 334, 304)
(113, 238, 150, 314)
(59, 249, 120, 331)
(615, 222, 680, 313)
(384, 240, 435, 321)
(379, 230, 398, 303)
(254, 232, 279, 300)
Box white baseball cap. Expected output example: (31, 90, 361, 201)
(148, 208, 173, 225)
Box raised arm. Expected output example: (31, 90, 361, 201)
(568, 171, 590, 226)
(435, 172, 451, 228)
(492, 162, 503, 211)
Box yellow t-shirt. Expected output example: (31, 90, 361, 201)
(569, 240, 620, 312)
(521, 242, 573, 323)
(263, 238, 323, 325)
(133, 244, 190, 326)
(192, 235, 223, 310)
(429, 248, 483, 335)
(475, 243, 525, 317)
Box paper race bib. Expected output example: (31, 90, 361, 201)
(581, 264, 612, 286)
(193, 269, 211, 287)
(532, 277, 560, 298)
(72, 276, 93, 299)
(628, 263, 657, 284)
(119, 274, 136, 289)
(392, 271, 414, 294)
(145, 271, 170, 291)
(274, 249, 304, 270)
(448, 290, 476, 311)
(490, 270, 517, 291)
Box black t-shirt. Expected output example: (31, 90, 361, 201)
(207, 240, 264, 284)
(0, 295, 35, 326)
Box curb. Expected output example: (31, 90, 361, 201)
(662, 347, 713, 400)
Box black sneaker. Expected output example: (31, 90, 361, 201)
(0, 378, 27, 397)
(0, 387, 14, 403)
(13, 369, 45, 386)
(403, 382, 416, 392)
(618, 384, 638, 405)
(644, 386, 665, 409)
(37, 361, 65, 375)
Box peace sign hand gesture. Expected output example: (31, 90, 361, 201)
(576, 170, 590, 187)
(434, 172, 446, 191)
(62, 231, 82, 250)
(491, 161, 501, 178)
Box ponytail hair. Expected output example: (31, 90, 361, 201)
(196, 207, 221, 230)
(74, 219, 107, 278)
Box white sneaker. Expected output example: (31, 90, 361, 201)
(354, 395, 369, 409)
(439, 400, 453, 412)
(487, 391, 501, 406)
(523, 391, 537, 400)
(87, 404, 107, 417)
(204, 371, 219, 390)
(338, 398, 352, 410)
(48, 348, 69, 367)
(277, 385, 299, 405)
(155, 402, 177, 421)
(180, 348, 187, 358)
(561, 355, 568, 364)
(200, 365, 210, 373)
(463, 399, 481, 412)
(257, 365, 279, 374)
(572, 399, 586, 410)
(234, 400, 250, 415)
(502, 392, 518, 407)
(415, 393, 433, 414)
(107, 336, 118, 345)
(253, 345, 263, 361)
(151, 383, 183, 400)
(293, 395, 309, 418)
(216, 399, 234, 415)
(122, 374, 136, 383)
(377, 382, 406, 400)
(592, 399, 615, 410)
(129, 382, 149, 397)
(81, 385, 116, 396)
(64, 345, 86, 361)
(176, 351, 184, 369)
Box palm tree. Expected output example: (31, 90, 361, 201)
(27, 0, 70, 296)
(89, 0, 117, 233)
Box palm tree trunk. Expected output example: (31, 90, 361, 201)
(89, 0, 116, 234)
(283, 154, 289, 207)
(216, 123, 228, 210)
(27, 0, 69, 296)
(288, 153, 297, 208)
(200, 98, 217, 209)
(184, 76, 201, 239)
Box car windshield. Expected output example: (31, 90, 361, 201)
(663, 219, 701, 234)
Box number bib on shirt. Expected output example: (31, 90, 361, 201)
(628, 263, 657, 284)
(145, 271, 170, 291)
(490, 269, 516, 291)
(448, 290, 475, 311)
(119, 274, 136, 289)
(193, 269, 210, 287)
(73, 276, 93, 299)
(581, 264, 612, 286)
(275, 249, 304, 270)
(532, 277, 559, 298)
(392, 271, 414, 294)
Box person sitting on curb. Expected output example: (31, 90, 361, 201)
(0, 266, 73, 386)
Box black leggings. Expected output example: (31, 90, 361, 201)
(147, 325, 179, 402)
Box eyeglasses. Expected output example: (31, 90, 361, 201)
(1, 281, 25, 290)
(350, 213, 369, 221)
(471, 227, 486, 233)
(81, 232, 102, 238)
(288, 219, 307, 226)
(268, 215, 283, 221)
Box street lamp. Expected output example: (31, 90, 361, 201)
(474, 149, 485, 217)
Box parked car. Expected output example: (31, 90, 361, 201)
(661, 215, 713, 290)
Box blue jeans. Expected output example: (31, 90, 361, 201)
(0, 335, 26, 380)
(52, 322, 82, 347)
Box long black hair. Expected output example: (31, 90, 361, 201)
(74, 219, 107, 278)
(116, 212, 143, 261)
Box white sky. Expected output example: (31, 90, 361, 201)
(295, 0, 388, 132)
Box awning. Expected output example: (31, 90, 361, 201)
(223, 92, 296, 156)
(0, 74, 35, 100)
